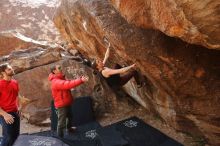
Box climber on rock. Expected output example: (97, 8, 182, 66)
(0, 63, 20, 146)
(92, 42, 143, 89)
(48, 64, 89, 138)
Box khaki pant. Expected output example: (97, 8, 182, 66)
(56, 106, 72, 137)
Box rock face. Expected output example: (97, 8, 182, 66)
(0, 36, 62, 73)
(110, 0, 220, 50)
(0, 31, 59, 56)
(14, 64, 52, 125)
(54, 0, 220, 145)
(0, 0, 60, 42)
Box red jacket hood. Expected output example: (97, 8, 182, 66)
(48, 73, 65, 81)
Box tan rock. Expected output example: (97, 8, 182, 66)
(0, 0, 61, 42)
(110, 0, 220, 50)
(0, 31, 60, 56)
(0, 46, 62, 73)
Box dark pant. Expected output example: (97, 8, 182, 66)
(1, 112, 20, 146)
(56, 106, 72, 137)
(114, 64, 141, 86)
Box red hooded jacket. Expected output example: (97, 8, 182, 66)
(48, 73, 84, 108)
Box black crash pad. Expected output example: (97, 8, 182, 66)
(30, 130, 54, 137)
(0, 137, 2, 145)
(62, 121, 102, 146)
(51, 96, 95, 131)
(113, 117, 183, 146)
(13, 135, 68, 146)
(70, 96, 95, 126)
(97, 126, 128, 146)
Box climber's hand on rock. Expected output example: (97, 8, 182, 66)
(107, 42, 111, 49)
(131, 63, 136, 68)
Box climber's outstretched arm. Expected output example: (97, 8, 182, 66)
(102, 64, 136, 77)
(102, 44, 111, 65)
